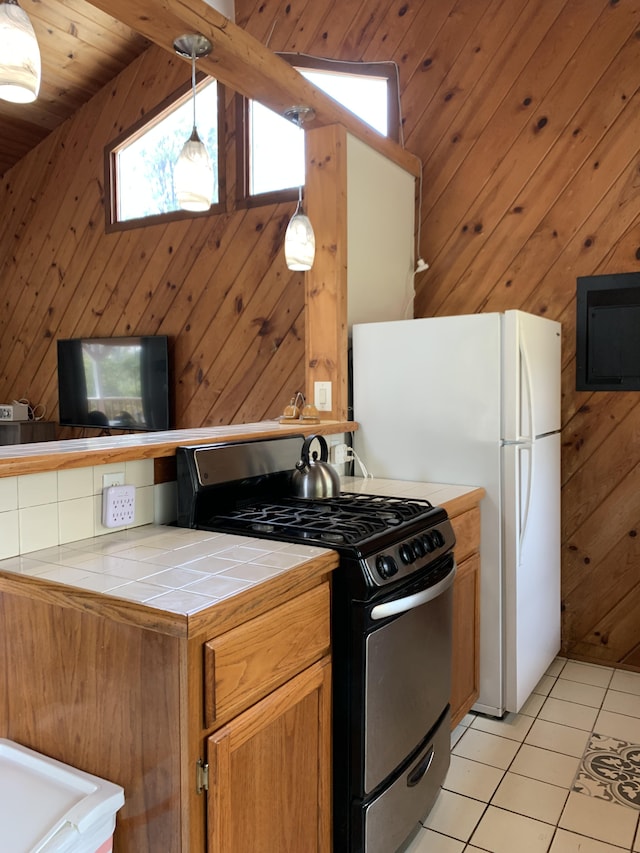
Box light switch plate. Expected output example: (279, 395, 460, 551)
(314, 381, 332, 412)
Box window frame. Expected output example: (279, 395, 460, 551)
(235, 54, 401, 209)
(234, 95, 299, 210)
(104, 74, 226, 232)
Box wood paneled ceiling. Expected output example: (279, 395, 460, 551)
(0, 0, 149, 176)
(1, 0, 410, 179)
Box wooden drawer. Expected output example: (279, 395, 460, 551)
(451, 506, 480, 564)
(203, 582, 331, 728)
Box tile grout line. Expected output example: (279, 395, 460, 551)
(433, 659, 640, 852)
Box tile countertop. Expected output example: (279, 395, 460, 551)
(0, 477, 483, 636)
(340, 476, 485, 517)
(0, 524, 337, 637)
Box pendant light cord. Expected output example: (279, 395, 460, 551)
(191, 49, 197, 132)
(295, 114, 304, 212)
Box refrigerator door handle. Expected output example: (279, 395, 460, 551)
(519, 335, 534, 442)
(519, 443, 534, 551)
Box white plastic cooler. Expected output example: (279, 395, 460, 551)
(0, 739, 125, 853)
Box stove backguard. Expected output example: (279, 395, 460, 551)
(176, 436, 304, 528)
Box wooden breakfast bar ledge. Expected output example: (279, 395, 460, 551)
(0, 419, 358, 477)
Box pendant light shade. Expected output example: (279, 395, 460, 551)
(283, 106, 316, 272)
(0, 0, 41, 104)
(173, 34, 213, 213)
(284, 197, 315, 271)
(174, 127, 213, 212)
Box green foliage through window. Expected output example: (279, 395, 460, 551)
(114, 80, 219, 223)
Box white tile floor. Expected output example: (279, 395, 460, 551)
(406, 658, 640, 853)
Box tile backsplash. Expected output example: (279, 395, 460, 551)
(0, 459, 177, 560)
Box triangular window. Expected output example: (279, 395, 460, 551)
(240, 56, 399, 203)
(105, 77, 223, 230)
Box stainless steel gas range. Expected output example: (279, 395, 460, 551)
(176, 435, 456, 853)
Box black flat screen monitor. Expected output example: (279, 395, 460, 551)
(576, 273, 640, 391)
(57, 335, 170, 431)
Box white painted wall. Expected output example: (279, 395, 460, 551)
(346, 134, 415, 328)
(203, 0, 235, 19)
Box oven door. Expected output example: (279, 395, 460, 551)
(363, 556, 455, 794)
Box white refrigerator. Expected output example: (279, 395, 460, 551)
(352, 310, 561, 716)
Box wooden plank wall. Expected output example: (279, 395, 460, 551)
(0, 0, 639, 666)
(0, 44, 306, 435)
(234, 0, 640, 669)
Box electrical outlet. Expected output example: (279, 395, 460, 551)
(102, 484, 136, 528)
(102, 471, 125, 489)
(331, 443, 349, 465)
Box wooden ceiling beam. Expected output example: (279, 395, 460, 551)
(84, 0, 420, 177)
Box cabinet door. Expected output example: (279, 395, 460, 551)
(450, 553, 480, 727)
(207, 657, 331, 853)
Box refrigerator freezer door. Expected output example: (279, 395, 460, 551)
(503, 310, 561, 441)
(502, 433, 561, 712)
(352, 314, 502, 482)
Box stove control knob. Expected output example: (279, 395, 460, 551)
(421, 533, 434, 553)
(431, 529, 445, 548)
(399, 543, 414, 565)
(375, 554, 399, 579)
(410, 538, 425, 560)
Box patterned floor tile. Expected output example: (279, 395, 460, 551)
(573, 733, 640, 810)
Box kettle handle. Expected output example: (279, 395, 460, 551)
(298, 434, 328, 469)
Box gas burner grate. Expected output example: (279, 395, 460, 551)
(205, 503, 387, 545)
(202, 493, 436, 547)
(327, 493, 434, 521)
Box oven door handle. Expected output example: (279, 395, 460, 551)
(370, 562, 457, 621)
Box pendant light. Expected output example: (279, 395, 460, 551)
(173, 34, 214, 212)
(0, 0, 41, 104)
(283, 106, 315, 271)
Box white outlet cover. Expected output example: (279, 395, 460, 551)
(102, 472, 125, 489)
(102, 485, 136, 528)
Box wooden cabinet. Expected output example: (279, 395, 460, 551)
(451, 552, 480, 727)
(0, 561, 335, 852)
(202, 585, 332, 852)
(207, 658, 331, 853)
(449, 505, 481, 727)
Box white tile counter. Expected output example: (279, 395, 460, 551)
(341, 476, 484, 517)
(0, 478, 483, 631)
(0, 523, 332, 619)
